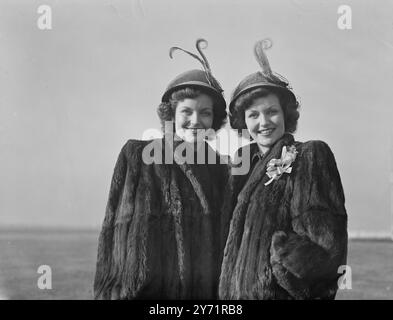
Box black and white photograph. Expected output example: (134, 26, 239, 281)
(0, 0, 393, 305)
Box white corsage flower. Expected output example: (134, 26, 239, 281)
(264, 145, 298, 186)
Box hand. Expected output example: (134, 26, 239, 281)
(270, 230, 288, 265)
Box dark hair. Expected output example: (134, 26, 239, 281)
(229, 87, 300, 137)
(157, 87, 227, 133)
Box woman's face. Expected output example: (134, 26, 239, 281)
(174, 93, 214, 144)
(244, 93, 285, 154)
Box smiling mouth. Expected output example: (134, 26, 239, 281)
(257, 128, 275, 136)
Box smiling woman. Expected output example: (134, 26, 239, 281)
(219, 39, 348, 300)
(94, 39, 230, 300)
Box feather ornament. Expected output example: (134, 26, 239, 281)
(169, 38, 223, 93)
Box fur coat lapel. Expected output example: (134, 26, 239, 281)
(237, 134, 295, 204)
(171, 138, 227, 214)
(167, 139, 219, 295)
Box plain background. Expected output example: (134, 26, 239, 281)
(0, 0, 392, 236)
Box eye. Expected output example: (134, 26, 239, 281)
(181, 109, 192, 115)
(268, 109, 278, 115)
(201, 110, 212, 116)
(247, 112, 258, 119)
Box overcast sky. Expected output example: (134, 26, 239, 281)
(0, 0, 392, 234)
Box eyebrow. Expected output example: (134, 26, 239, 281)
(265, 105, 279, 111)
(247, 105, 278, 112)
(178, 106, 193, 111)
(179, 106, 213, 111)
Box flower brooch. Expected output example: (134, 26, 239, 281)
(264, 145, 298, 186)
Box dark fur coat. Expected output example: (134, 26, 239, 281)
(94, 138, 229, 299)
(219, 133, 348, 300)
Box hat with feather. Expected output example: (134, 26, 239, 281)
(229, 38, 296, 115)
(162, 39, 226, 114)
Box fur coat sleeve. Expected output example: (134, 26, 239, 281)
(93, 139, 145, 299)
(269, 140, 348, 299)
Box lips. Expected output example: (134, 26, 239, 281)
(257, 128, 275, 136)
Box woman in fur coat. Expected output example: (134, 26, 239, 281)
(219, 39, 348, 300)
(94, 39, 229, 300)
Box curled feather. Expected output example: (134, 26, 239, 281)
(196, 39, 210, 71)
(254, 38, 290, 86)
(195, 38, 223, 92)
(169, 46, 204, 66)
(168, 39, 223, 93)
(254, 38, 273, 76)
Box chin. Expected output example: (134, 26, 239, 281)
(256, 137, 273, 147)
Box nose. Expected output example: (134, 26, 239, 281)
(189, 111, 201, 126)
(257, 113, 270, 128)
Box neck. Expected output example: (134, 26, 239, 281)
(257, 143, 270, 155)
